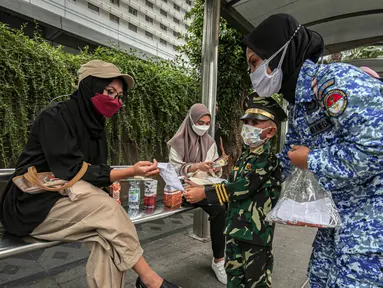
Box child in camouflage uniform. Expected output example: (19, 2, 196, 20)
(184, 92, 287, 288)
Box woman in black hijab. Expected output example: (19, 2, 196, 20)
(243, 13, 323, 103)
(0, 60, 180, 288)
(244, 14, 383, 288)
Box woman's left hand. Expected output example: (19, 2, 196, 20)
(184, 186, 206, 204)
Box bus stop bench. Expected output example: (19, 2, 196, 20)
(0, 202, 195, 260)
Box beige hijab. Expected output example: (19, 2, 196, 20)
(167, 104, 215, 164)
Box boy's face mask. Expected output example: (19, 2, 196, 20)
(241, 124, 272, 147)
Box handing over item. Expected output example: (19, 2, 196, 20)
(158, 163, 185, 192)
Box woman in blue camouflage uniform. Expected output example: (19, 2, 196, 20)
(243, 13, 383, 288)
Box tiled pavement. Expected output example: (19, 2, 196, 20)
(0, 212, 316, 288)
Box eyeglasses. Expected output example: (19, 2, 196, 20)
(105, 86, 126, 103)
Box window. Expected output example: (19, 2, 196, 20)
(174, 3, 180, 11)
(129, 6, 137, 16)
(129, 23, 137, 32)
(146, 0, 153, 8)
(173, 30, 180, 37)
(186, 0, 192, 5)
(110, 14, 120, 24)
(185, 24, 190, 30)
(88, 2, 99, 13)
(160, 23, 167, 31)
(110, 0, 119, 6)
(160, 9, 167, 17)
(173, 17, 180, 24)
(160, 38, 167, 46)
(145, 15, 153, 24)
(173, 45, 178, 51)
(145, 31, 153, 39)
(162, 0, 167, 2)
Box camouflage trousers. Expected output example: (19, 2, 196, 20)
(225, 237, 273, 288)
(309, 228, 383, 287)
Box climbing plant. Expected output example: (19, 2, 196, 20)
(342, 45, 383, 61)
(179, 0, 251, 171)
(326, 45, 383, 63)
(0, 23, 200, 167)
(0, 24, 75, 167)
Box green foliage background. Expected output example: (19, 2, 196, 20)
(0, 23, 199, 167)
(0, 0, 252, 169)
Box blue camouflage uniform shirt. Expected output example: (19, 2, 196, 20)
(278, 59, 383, 255)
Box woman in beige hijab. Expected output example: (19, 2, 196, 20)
(167, 103, 227, 285)
(168, 103, 222, 180)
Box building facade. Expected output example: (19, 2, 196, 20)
(0, 0, 193, 60)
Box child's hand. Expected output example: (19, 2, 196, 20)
(184, 186, 206, 204)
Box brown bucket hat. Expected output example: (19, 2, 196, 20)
(77, 60, 134, 89)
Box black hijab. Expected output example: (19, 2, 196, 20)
(64, 76, 113, 138)
(61, 76, 114, 164)
(243, 13, 324, 103)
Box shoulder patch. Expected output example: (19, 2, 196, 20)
(318, 78, 336, 100)
(323, 89, 348, 117)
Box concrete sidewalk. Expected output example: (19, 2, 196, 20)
(9, 224, 316, 288)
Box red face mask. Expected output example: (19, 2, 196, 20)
(91, 93, 122, 117)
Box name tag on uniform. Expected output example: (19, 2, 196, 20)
(309, 116, 334, 136)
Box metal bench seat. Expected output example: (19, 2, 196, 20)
(0, 201, 195, 260)
(0, 168, 195, 260)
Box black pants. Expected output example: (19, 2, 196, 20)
(194, 199, 226, 259)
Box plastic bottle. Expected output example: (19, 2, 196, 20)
(128, 181, 140, 210)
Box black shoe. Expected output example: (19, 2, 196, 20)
(136, 277, 181, 288)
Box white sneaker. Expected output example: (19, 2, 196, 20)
(211, 258, 227, 284)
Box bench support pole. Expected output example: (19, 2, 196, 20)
(191, 0, 221, 241)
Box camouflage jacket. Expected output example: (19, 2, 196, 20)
(205, 142, 282, 246)
(278, 59, 383, 254)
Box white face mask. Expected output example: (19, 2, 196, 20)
(241, 124, 271, 147)
(250, 43, 288, 97)
(249, 25, 301, 97)
(192, 124, 210, 136)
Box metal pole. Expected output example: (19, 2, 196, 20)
(191, 0, 221, 240)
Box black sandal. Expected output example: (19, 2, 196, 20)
(136, 277, 181, 288)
